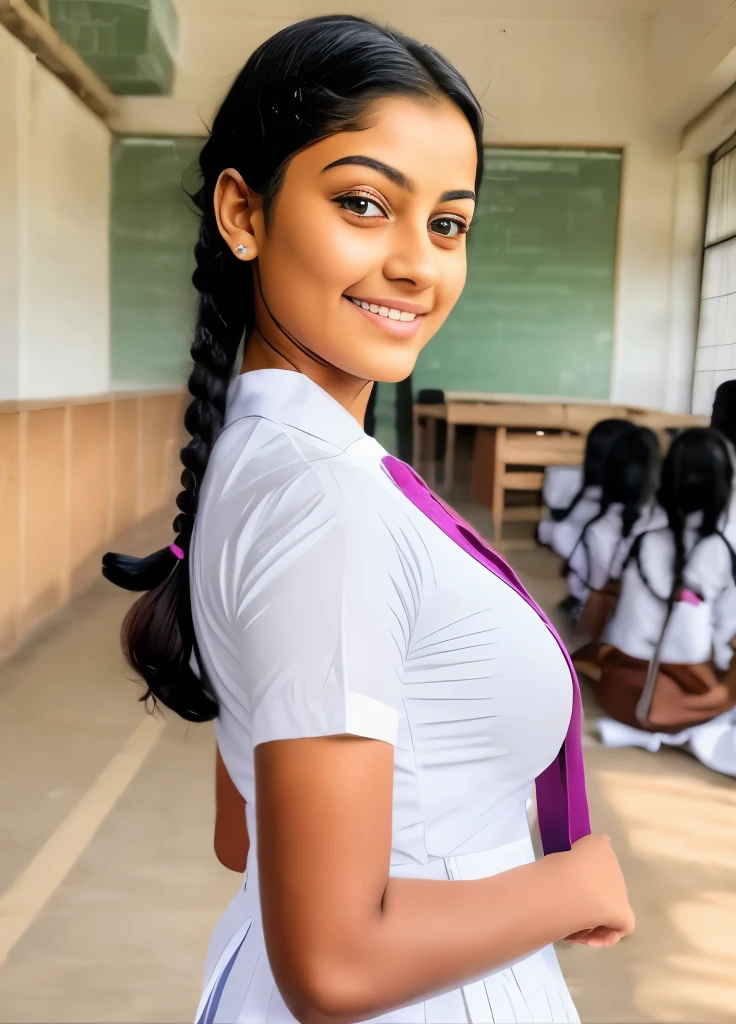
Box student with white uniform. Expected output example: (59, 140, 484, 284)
(102, 17, 634, 1023)
(565, 426, 661, 607)
(540, 419, 631, 617)
(587, 429, 736, 777)
(539, 419, 630, 548)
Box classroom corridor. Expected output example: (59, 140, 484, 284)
(0, 510, 734, 1024)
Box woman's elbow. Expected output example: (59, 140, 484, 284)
(275, 956, 374, 1024)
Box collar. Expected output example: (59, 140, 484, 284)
(223, 369, 366, 450)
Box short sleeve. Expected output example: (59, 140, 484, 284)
(232, 461, 415, 748)
(687, 535, 736, 671)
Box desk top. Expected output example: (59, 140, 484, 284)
(413, 399, 708, 431)
(443, 390, 646, 411)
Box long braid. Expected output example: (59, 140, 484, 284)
(102, 14, 486, 723)
(102, 140, 251, 721)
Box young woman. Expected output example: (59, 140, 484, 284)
(540, 419, 632, 617)
(590, 429, 736, 776)
(103, 16, 633, 1024)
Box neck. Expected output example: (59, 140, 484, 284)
(240, 330, 373, 428)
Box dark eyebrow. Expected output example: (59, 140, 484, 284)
(440, 189, 476, 203)
(322, 157, 476, 205)
(321, 155, 413, 190)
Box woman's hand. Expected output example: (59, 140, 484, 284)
(564, 925, 628, 947)
(562, 833, 635, 946)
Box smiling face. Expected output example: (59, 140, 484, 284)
(217, 93, 478, 388)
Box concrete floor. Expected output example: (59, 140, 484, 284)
(1, 507, 735, 1024)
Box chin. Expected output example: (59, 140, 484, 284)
(342, 344, 422, 385)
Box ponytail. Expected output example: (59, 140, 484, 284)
(630, 427, 736, 606)
(102, 139, 251, 721)
(552, 418, 632, 524)
(563, 424, 660, 591)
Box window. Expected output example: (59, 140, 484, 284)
(693, 138, 736, 413)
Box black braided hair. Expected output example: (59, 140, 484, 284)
(101, 15, 484, 721)
(564, 425, 661, 591)
(629, 427, 736, 606)
(550, 418, 632, 522)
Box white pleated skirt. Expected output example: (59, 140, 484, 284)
(195, 837, 580, 1024)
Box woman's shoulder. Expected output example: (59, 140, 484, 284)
(206, 417, 419, 560)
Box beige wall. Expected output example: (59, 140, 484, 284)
(0, 27, 110, 403)
(647, 0, 736, 130)
(0, 393, 187, 659)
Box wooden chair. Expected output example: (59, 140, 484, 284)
(471, 428, 586, 542)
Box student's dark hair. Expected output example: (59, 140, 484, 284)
(629, 427, 736, 605)
(711, 379, 736, 449)
(566, 425, 661, 589)
(101, 15, 484, 722)
(550, 418, 631, 522)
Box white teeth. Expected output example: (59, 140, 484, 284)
(348, 296, 417, 321)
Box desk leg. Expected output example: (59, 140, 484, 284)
(444, 422, 456, 497)
(426, 417, 437, 489)
(492, 428, 506, 544)
(412, 409, 421, 471)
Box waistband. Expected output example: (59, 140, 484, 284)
(389, 835, 536, 881)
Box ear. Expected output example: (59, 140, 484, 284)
(213, 169, 263, 261)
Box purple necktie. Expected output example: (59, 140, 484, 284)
(382, 455, 591, 855)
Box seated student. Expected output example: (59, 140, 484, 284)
(565, 425, 662, 611)
(539, 418, 632, 614)
(586, 428, 736, 777)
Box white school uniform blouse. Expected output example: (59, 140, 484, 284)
(602, 521, 736, 670)
(537, 466, 584, 547)
(189, 369, 579, 1024)
(565, 503, 664, 598)
(543, 488, 602, 601)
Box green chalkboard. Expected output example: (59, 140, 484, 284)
(414, 147, 622, 399)
(110, 136, 201, 389)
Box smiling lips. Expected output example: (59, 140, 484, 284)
(344, 294, 427, 339)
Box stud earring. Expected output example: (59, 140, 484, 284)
(235, 244, 248, 256)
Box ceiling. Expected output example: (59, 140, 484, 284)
(109, 0, 712, 136)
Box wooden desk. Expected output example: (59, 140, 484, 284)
(413, 397, 632, 493)
(412, 395, 709, 541)
(472, 429, 585, 542)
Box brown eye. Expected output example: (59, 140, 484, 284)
(431, 217, 464, 238)
(336, 195, 386, 218)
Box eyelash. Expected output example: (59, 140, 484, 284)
(334, 190, 469, 236)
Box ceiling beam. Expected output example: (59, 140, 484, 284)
(0, 0, 118, 121)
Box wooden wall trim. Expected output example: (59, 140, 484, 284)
(0, 388, 185, 415)
(0, 392, 187, 660)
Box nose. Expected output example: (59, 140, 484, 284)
(382, 220, 441, 293)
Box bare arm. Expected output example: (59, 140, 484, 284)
(214, 743, 249, 873)
(256, 736, 633, 1024)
